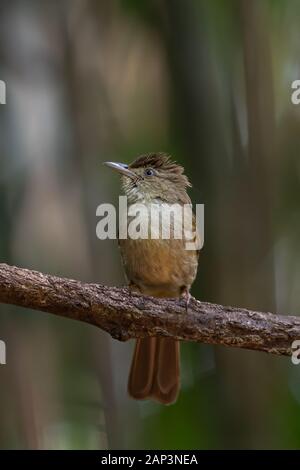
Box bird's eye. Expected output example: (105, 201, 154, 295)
(145, 168, 154, 177)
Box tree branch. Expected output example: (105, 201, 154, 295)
(0, 263, 299, 356)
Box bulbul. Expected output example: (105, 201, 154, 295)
(104, 153, 199, 405)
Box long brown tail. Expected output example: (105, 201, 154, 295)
(128, 337, 180, 405)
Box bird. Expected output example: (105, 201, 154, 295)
(104, 153, 199, 405)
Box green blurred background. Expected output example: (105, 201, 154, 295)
(0, 0, 300, 449)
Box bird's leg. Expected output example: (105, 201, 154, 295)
(180, 286, 191, 314)
(128, 281, 141, 296)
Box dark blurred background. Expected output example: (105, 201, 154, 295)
(0, 0, 300, 449)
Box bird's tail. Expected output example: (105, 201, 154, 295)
(128, 337, 180, 405)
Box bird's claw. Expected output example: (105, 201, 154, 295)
(180, 287, 191, 314)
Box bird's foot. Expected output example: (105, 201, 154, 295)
(180, 286, 191, 314)
(128, 281, 141, 296)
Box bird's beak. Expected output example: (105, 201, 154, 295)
(103, 162, 137, 179)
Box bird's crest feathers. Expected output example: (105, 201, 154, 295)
(130, 153, 191, 188)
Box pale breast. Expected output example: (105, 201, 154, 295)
(118, 201, 199, 296)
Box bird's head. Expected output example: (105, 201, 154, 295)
(104, 153, 191, 204)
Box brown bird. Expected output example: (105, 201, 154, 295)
(104, 153, 199, 405)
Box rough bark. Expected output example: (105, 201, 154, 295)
(0, 263, 299, 356)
